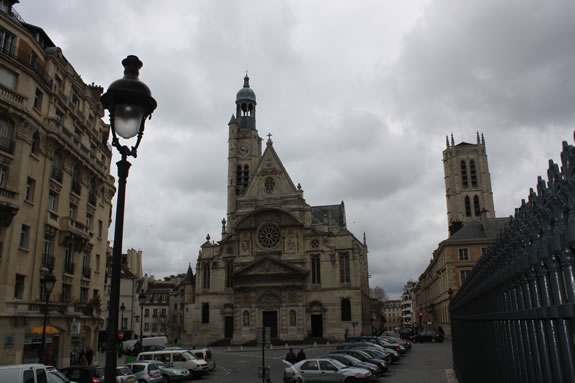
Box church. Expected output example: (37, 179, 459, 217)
(185, 76, 372, 345)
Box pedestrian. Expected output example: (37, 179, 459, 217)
(85, 347, 93, 365)
(79, 351, 88, 366)
(285, 348, 297, 364)
(296, 348, 306, 362)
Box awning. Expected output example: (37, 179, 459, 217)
(31, 325, 61, 335)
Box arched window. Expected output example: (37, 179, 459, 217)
(341, 298, 351, 321)
(289, 310, 297, 327)
(461, 160, 468, 188)
(202, 303, 209, 323)
(470, 160, 478, 187)
(243, 310, 250, 327)
(474, 195, 481, 216)
(465, 196, 471, 217)
(235, 165, 249, 195)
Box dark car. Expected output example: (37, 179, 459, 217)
(379, 336, 411, 350)
(411, 330, 444, 343)
(318, 354, 382, 378)
(398, 327, 415, 340)
(331, 349, 389, 372)
(60, 366, 105, 383)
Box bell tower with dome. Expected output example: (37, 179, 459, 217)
(227, 75, 263, 228)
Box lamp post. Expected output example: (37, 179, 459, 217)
(138, 292, 146, 342)
(120, 302, 126, 330)
(39, 268, 56, 364)
(101, 55, 156, 382)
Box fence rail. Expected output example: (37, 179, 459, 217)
(450, 138, 575, 383)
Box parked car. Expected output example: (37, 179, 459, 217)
(0, 364, 51, 383)
(346, 336, 407, 355)
(137, 350, 208, 377)
(46, 366, 73, 383)
(378, 336, 411, 350)
(135, 360, 190, 382)
(317, 354, 382, 379)
(116, 366, 136, 383)
(330, 350, 389, 373)
(188, 348, 215, 371)
(398, 327, 415, 339)
(411, 330, 444, 343)
(61, 366, 105, 383)
(336, 342, 397, 363)
(283, 358, 373, 383)
(126, 362, 163, 383)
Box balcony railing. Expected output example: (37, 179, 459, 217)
(82, 266, 91, 279)
(0, 136, 15, 154)
(0, 44, 53, 88)
(64, 262, 75, 275)
(41, 254, 54, 269)
(0, 83, 24, 105)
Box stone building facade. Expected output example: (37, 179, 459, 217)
(413, 134, 507, 338)
(188, 76, 371, 345)
(382, 300, 402, 332)
(0, 1, 114, 367)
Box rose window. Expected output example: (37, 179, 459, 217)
(311, 239, 320, 249)
(258, 224, 280, 248)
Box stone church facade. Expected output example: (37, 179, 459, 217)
(187, 76, 371, 345)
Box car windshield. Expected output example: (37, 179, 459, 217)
(117, 367, 131, 375)
(131, 364, 145, 373)
(182, 351, 194, 360)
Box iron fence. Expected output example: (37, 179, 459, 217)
(450, 138, 575, 383)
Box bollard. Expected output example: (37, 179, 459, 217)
(227, 346, 230, 351)
(240, 346, 243, 351)
(314, 341, 317, 347)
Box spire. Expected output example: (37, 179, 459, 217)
(476, 131, 480, 144)
(183, 263, 194, 284)
(451, 133, 455, 146)
(267, 132, 273, 146)
(446, 135, 450, 148)
(243, 73, 250, 88)
(228, 114, 237, 125)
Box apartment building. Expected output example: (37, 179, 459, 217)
(0, 1, 114, 367)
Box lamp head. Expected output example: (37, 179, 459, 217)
(42, 271, 56, 294)
(101, 55, 157, 157)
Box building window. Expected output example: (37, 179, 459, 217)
(48, 190, 59, 211)
(51, 152, 63, 182)
(202, 303, 210, 324)
(33, 88, 43, 110)
(25, 177, 35, 202)
(257, 224, 280, 249)
(14, 274, 25, 299)
(95, 254, 101, 272)
(29, 51, 38, 70)
(481, 247, 488, 257)
(0, 28, 17, 55)
(289, 310, 297, 327)
(340, 254, 351, 283)
(311, 255, 321, 284)
(31, 131, 40, 155)
(86, 213, 93, 230)
(42, 234, 54, 268)
(55, 108, 64, 122)
(341, 298, 352, 321)
(98, 220, 103, 238)
(460, 270, 472, 283)
(0, 65, 17, 89)
(470, 160, 478, 187)
(20, 224, 30, 249)
(0, 165, 6, 186)
(203, 263, 210, 289)
(64, 243, 74, 274)
(144, 308, 149, 318)
(474, 195, 481, 216)
(461, 160, 468, 188)
(82, 250, 91, 278)
(161, 308, 166, 317)
(0, 117, 14, 154)
(144, 323, 149, 332)
(153, 308, 158, 318)
(69, 203, 77, 220)
(236, 165, 249, 195)
(459, 248, 470, 261)
(243, 310, 250, 327)
(88, 177, 97, 205)
(264, 177, 275, 193)
(152, 323, 158, 332)
(226, 262, 233, 288)
(71, 165, 81, 195)
(465, 196, 471, 217)
(80, 287, 89, 303)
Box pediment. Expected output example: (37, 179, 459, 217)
(235, 256, 307, 277)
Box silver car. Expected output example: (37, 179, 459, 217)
(127, 362, 163, 383)
(283, 358, 372, 383)
(136, 360, 190, 382)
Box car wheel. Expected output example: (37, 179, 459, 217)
(345, 378, 359, 383)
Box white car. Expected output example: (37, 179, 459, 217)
(283, 358, 372, 383)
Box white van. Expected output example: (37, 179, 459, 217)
(137, 350, 208, 377)
(125, 336, 168, 354)
(0, 364, 49, 383)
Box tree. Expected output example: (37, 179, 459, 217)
(369, 286, 388, 302)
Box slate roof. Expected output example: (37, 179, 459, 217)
(445, 217, 510, 243)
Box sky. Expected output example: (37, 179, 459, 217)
(16, 0, 575, 298)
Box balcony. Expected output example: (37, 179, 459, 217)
(64, 261, 75, 275)
(82, 266, 91, 279)
(59, 216, 90, 251)
(0, 83, 24, 106)
(0, 186, 19, 226)
(0, 44, 53, 88)
(0, 136, 15, 155)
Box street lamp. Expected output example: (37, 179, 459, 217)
(138, 292, 146, 342)
(120, 302, 126, 330)
(39, 268, 56, 364)
(101, 55, 156, 382)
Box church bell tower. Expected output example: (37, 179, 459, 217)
(226, 75, 262, 229)
(443, 132, 495, 233)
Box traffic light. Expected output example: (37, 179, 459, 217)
(419, 312, 423, 317)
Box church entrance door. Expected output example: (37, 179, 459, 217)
(311, 314, 323, 338)
(224, 316, 234, 339)
(262, 311, 278, 339)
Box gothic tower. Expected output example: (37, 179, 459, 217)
(226, 75, 262, 229)
(443, 132, 495, 233)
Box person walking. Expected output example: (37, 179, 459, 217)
(85, 347, 93, 366)
(296, 348, 306, 362)
(285, 348, 297, 364)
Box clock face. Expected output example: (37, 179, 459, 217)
(238, 142, 250, 157)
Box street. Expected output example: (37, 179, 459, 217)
(190, 340, 456, 383)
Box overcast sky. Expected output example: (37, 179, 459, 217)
(17, 0, 575, 298)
